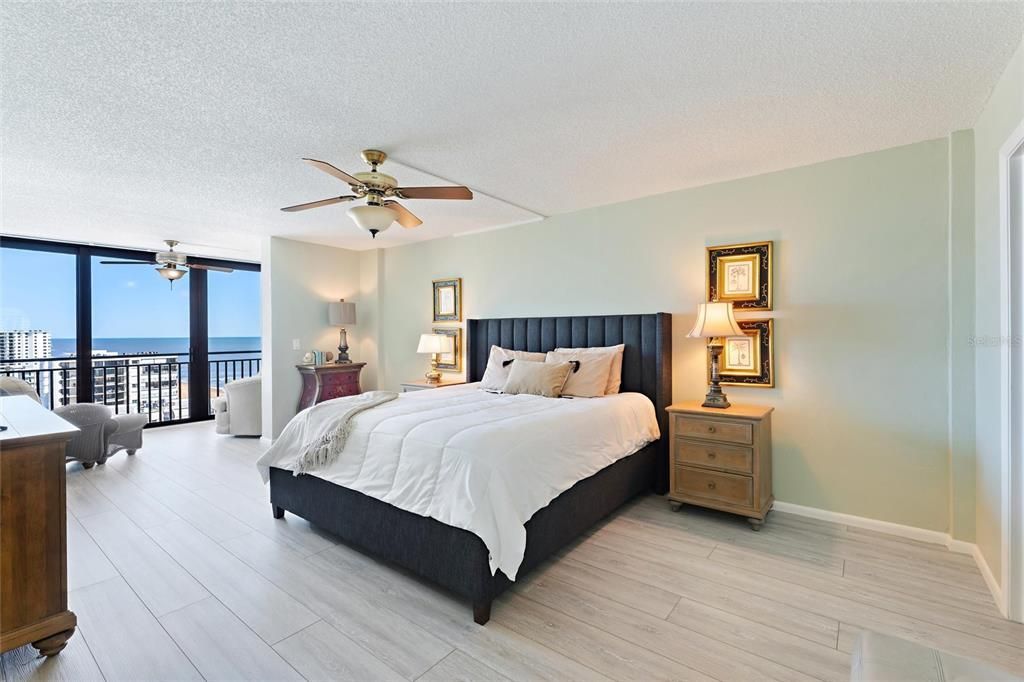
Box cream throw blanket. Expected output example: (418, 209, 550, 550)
(291, 390, 398, 475)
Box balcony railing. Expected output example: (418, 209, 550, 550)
(0, 349, 260, 425)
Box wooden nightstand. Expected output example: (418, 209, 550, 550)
(296, 362, 365, 411)
(400, 379, 466, 392)
(666, 401, 774, 530)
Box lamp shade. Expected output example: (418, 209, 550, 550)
(417, 333, 453, 354)
(328, 299, 356, 326)
(156, 265, 187, 281)
(687, 302, 744, 339)
(347, 205, 395, 234)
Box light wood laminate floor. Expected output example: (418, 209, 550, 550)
(2, 422, 1022, 681)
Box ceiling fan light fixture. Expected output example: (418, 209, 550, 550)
(347, 204, 395, 238)
(156, 265, 187, 281)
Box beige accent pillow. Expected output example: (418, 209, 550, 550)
(546, 350, 615, 398)
(554, 344, 625, 394)
(479, 346, 547, 392)
(502, 360, 573, 398)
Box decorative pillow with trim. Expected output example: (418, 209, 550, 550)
(479, 346, 547, 392)
(502, 360, 574, 398)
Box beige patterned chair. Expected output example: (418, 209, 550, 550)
(0, 377, 147, 468)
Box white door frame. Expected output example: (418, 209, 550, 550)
(999, 118, 1024, 623)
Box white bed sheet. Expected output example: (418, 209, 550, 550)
(257, 383, 659, 579)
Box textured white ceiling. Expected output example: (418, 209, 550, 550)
(2, 2, 1022, 260)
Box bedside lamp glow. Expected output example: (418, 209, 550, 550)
(688, 302, 744, 409)
(417, 333, 453, 385)
(327, 299, 356, 363)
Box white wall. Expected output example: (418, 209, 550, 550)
(372, 139, 954, 532)
(973, 35, 1024, 587)
(260, 237, 366, 438)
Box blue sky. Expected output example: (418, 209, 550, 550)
(0, 247, 260, 338)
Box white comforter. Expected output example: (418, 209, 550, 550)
(257, 383, 659, 579)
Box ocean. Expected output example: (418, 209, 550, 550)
(52, 337, 261, 360)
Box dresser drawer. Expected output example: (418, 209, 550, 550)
(675, 439, 753, 474)
(675, 466, 753, 508)
(675, 415, 752, 445)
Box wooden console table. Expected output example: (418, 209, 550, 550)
(296, 362, 366, 411)
(0, 396, 79, 657)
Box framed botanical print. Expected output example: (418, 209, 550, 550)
(432, 278, 462, 322)
(707, 241, 773, 310)
(708, 319, 774, 387)
(432, 326, 462, 372)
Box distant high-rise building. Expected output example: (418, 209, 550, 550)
(0, 330, 52, 361)
(1, 330, 56, 404)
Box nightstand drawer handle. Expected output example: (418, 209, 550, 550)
(707, 426, 716, 433)
(707, 452, 717, 459)
(707, 481, 717, 490)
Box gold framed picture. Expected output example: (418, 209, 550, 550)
(708, 319, 775, 387)
(432, 326, 462, 372)
(432, 278, 462, 322)
(707, 241, 773, 310)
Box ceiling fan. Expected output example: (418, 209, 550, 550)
(281, 149, 473, 238)
(99, 240, 234, 283)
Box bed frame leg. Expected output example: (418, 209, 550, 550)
(473, 600, 492, 625)
(272, 505, 285, 519)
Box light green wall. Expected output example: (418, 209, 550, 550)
(261, 237, 363, 438)
(973, 35, 1024, 585)
(949, 129, 976, 542)
(374, 140, 954, 531)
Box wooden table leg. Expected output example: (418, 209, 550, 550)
(31, 628, 75, 657)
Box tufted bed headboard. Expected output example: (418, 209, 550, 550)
(466, 313, 673, 492)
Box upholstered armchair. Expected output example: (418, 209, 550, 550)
(0, 376, 147, 468)
(212, 374, 261, 436)
(52, 404, 147, 467)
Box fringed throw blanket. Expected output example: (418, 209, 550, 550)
(291, 390, 398, 475)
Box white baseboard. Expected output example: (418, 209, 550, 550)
(973, 544, 1007, 618)
(774, 500, 952, 546)
(774, 500, 1006, 615)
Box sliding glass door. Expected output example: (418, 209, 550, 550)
(0, 236, 260, 425)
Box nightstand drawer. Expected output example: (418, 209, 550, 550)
(676, 466, 753, 507)
(675, 415, 752, 445)
(675, 439, 753, 474)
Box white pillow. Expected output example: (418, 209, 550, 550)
(479, 346, 547, 392)
(554, 344, 625, 394)
(545, 349, 615, 398)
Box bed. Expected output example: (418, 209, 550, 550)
(264, 313, 672, 624)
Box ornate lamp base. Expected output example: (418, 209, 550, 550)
(424, 354, 441, 384)
(335, 328, 351, 363)
(702, 341, 731, 409)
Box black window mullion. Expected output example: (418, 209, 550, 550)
(75, 247, 92, 405)
(188, 268, 209, 419)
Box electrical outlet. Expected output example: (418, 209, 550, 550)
(292, 338, 301, 350)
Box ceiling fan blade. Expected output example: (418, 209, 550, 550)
(383, 200, 423, 229)
(302, 158, 364, 188)
(188, 263, 234, 273)
(280, 195, 357, 212)
(99, 260, 153, 265)
(397, 186, 473, 200)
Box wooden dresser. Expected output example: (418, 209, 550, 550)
(296, 362, 365, 411)
(0, 396, 79, 656)
(666, 401, 774, 530)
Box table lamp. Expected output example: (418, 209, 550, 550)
(688, 302, 744, 408)
(417, 333, 453, 384)
(327, 299, 356, 363)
